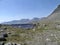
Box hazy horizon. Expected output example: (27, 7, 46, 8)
(0, 0, 60, 23)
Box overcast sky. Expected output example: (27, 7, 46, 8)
(0, 0, 60, 23)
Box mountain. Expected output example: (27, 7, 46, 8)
(2, 18, 40, 24)
(2, 19, 30, 24)
(47, 5, 60, 21)
(30, 17, 41, 23)
(40, 5, 60, 23)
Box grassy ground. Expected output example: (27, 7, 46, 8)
(1, 23, 60, 45)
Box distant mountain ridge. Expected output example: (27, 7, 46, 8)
(2, 17, 41, 24)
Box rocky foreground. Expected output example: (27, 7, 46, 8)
(1, 30, 60, 45)
(22, 30, 60, 45)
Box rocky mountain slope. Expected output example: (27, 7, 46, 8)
(47, 5, 60, 21)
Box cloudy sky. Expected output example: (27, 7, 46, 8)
(0, 0, 60, 23)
